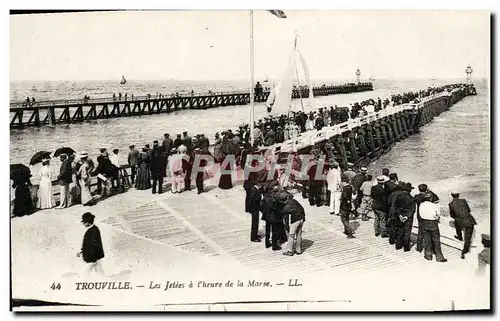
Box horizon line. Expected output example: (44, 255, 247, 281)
(9, 77, 484, 83)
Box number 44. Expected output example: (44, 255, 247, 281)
(50, 282, 61, 290)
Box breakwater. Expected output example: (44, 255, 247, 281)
(10, 82, 373, 129)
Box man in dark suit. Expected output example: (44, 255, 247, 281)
(77, 212, 105, 276)
(260, 186, 281, 250)
(174, 134, 183, 149)
(340, 176, 355, 238)
(371, 176, 388, 237)
(57, 154, 73, 208)
(352, 167, 368, 216)
(248, 182, 263, 243)
(96, 149, 114, 198)
(449, 191, 477, 259)
(394, 182, 416, 251)
(150, 142, 166, 194)
(307, 156, 323, 207)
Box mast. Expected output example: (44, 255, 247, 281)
(249, 10, 255, 147)
(293, 33, 305, 113)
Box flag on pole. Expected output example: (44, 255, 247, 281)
(267, 10, 287, 18)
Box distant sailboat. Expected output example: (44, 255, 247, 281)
(120, 75, 127, 85)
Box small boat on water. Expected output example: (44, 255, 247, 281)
(120, 75, 127, 85)
(369, 76, 375, 81)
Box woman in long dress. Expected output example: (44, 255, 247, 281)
(135, 148, 152, 190)
(37, 159, 54, 209)
(77, 154, 93, 205)
(12, 171, 34, 217)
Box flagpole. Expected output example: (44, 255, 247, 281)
(249, 10, 255, 147)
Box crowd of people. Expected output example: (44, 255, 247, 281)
(12, 83, 468, 217)
(242, 154, 487, 266)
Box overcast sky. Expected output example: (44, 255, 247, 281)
(10, 10, 490, 82)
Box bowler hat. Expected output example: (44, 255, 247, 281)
(99, 148, 107, 153)
(129, 145, 135, 149)
(81, 212, 95, 224)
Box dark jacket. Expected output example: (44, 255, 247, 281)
(394, 192, 416, 220)
(174, 137, 182, 148)
(282, 198, 306, 224)
(81, 225, 105, 263)
(340, 184, 353, 211)
(388, 189, 405, 219)
(260, 192, 280, 223)
(150, 148, 167, 178)
(97, 155, 116, 177)
(371, 184, 388, 212)
(384, 180, 399, 196)
(449, 198, 477, 227)
(247, 185, 262, 214)
(58, 159, 73, 184)
(128, 148, 140, 166)
(352, 173, 366, 192)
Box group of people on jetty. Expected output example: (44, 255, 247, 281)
(11, 82, 488, 273)
(244, 155, 488, 269)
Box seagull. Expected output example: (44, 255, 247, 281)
(209, 45, 214, 48)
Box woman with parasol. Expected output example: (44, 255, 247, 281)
(11, 164, 34, 217)
(36, 157, 54, 209)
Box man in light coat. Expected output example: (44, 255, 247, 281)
(326, 161, 342, 215)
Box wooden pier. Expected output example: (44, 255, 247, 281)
(10, 82, 373, 129)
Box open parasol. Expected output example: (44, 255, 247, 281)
(29, 151, 52, 166)
(10, 163, 31, 180)
(53, 147, 76, 157)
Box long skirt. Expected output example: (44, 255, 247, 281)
(218, 162, 233, 190)
(79, 179, 93, 205)
(37, 177, 54, 209)
(13, 184, 33, 217)
(135, 164, 152, 190)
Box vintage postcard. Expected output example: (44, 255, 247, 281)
(9, 9, 491, 311)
